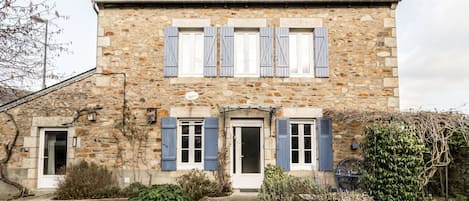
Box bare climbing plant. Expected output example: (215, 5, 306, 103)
(0, 112, 31, 198)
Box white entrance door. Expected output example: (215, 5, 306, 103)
(231, 120, 264, 189)
(37, 128, 68, 189)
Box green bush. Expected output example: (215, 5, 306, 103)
(54, 160, 121, 199)
(258, 165, 322, 201)
(121, 182, 148, 198)
(177, 169, 223, 201)
(360, 121, 425, 201)
(129, 184, 191, 201)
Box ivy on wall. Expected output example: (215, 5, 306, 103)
(360, 121, 425, 201)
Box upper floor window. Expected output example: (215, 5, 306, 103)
(178, 29, 204, 77)
(289, 29, 315, 77)
(290, 120, 317, 170)
(177, 119, 204, 169)
(234, 29, 260, 77)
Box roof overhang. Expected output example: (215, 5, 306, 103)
(92, 0, 401, 15)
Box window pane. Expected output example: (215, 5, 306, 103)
(182, 136, 189, 148)
(182, 125, 189, 134)
(234, 33, 245, 74)
(182, 150, 189, 162)
(292, 151, 299, 163)
(304, 137, 311, 149)
(304, 124, 311, 135)
(304, 151, 312, 163)
(299, 34, 311, 74)
(290, 34, 298, 74)
(179, 32, 203, 76)
(248, 33, 259, 73)
(195, 125, 202, 135)
(292, 137, 299, 149)
(43, 131, 67, 175)
(194, 150, 202, 163)
(195, 136, 202, 148)
(291, 124, 298, 135)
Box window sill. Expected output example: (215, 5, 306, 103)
(290, 164, 317, 171)
(177, 164, 204, 170)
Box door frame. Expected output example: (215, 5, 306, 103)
(37, 127, 69, 189)
(230, 119, 264, 189)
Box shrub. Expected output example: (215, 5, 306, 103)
(55, 160, 121, 200)
(177, 169, 223, 200)
(258, 165, 322, 201)
(360, 121, 425, 201)
(129, 184, 191, 201)
(121, 182, 148, 198)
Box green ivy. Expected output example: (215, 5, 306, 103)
(360, 121, 425, 201)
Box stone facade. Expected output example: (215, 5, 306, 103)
(0, 2, 399, 191)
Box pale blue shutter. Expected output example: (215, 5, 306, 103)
(164, 27, 178, 77)
(161, 117, 177, 171)
(204, 27, 217, 77)
(314, 27, 329, 78)
(275, 27, 289, 78)
(318, 118, 333, 171)
(220, 27, 234, 77)
(260, 27, 273, 77)
(276, 118, 290, 171)
(204, 117, 218, 170)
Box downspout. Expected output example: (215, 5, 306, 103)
(92, 0, 100, 14)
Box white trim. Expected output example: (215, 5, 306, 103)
(176, 119, 204, 170)
(37, 128, 70, 189)
(230, 120, 264, 189)
(290, 120, 318, 171)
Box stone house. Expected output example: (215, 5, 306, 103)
(0, 0, 400, 191)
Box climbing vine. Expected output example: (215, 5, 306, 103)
(0, 112, 32, 198)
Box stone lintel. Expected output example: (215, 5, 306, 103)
(282, 107, 323, 118)
(228, 18, 266, 28)
(280, 18, 323, 28)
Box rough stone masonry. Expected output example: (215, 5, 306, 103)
(0, 2, 399, 191)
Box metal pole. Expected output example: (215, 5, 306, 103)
(42, 21, 48, 89)
(445, 164, 448, 201)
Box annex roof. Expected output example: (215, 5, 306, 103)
(94, 0, 400, 3)
(0, 69, 96, 113)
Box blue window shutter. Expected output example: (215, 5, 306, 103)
(204, 27, 217, 77)
(318, 118, 333, 171)
(276, 118, 290, 171)
(161, 117, 177, 171)
(275, 27, 289, 78)
(164, 27, 178, 77)
(204, 117, 218, 170)
(260, 27, 274, 77)
(314, 27, 329, 78)
(220, 27, 234, 77)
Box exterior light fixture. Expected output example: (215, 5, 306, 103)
(72, 136, 78, 147)
(351, 138, 359, 150)
(87, 111, 97, 121)
(146, 108, 157, 124)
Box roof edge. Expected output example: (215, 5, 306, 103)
(0, 68, 97, 113)
(93, 0, 400, 4)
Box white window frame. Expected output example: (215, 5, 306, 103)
(234, 29, 260, 77)
(290, 120, 317, 170)
(178, 29, 204, 77)
(177, 119, 204, 170)
(289, 29, 315, 78)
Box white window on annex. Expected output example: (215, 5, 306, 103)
(289, 29, 315, 77)
(178, 30, 204, 77)
(234, 29, 260, 77)
(178, 120, 204, 169)
(291, 120, 317, 170)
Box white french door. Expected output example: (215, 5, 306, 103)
(231, 120, 264, 189)
(37, 128, 68, 189)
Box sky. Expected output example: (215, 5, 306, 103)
(50, 0, 469, 113)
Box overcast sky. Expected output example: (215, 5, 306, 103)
(50, 0, 469, 113)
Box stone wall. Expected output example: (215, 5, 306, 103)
(0, 4, 399, 191)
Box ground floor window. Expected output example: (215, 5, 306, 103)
(177, 119, 204, 169)
(290, 120, 317, 170)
